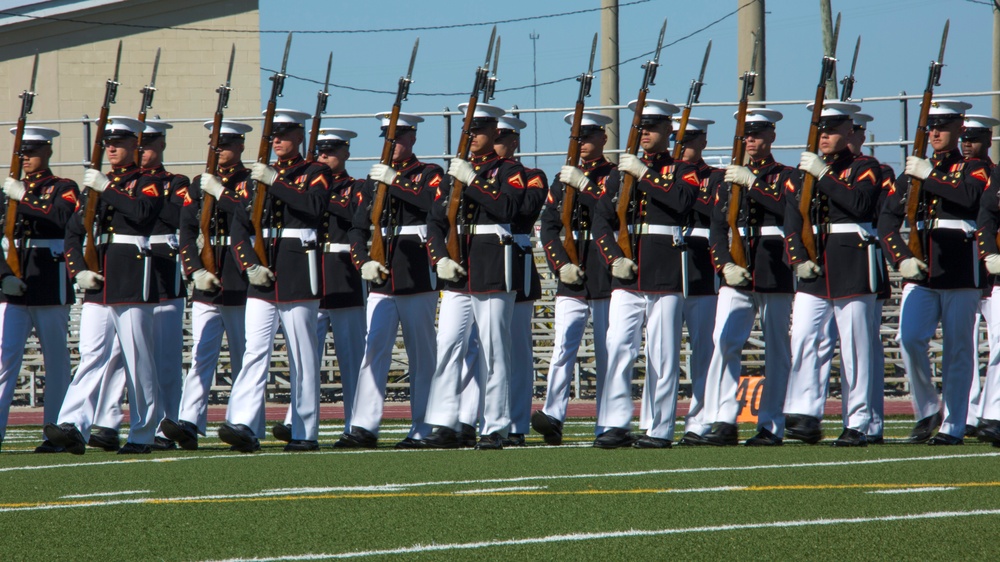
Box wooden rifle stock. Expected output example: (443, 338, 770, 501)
(672, 108, 691, 161)
(368, 105, 401, 279)
(905, 89, 934, 262)
(615, 89, 646, 259)
(82, 104, 112, 273)
(798, 58, 836, 263)
(249, 101, 277, 268)
(198, 112, 224, 275)
(445, 98, 477, 261)
(727, 99, 749, 269)
(4, 123, 25, 277)
(560, 99, 586, 266)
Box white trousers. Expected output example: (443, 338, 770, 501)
(227, 298, 320, 441)
(177, 302, 246, 434)
(425, 291, 514, 436)
(785, 292, 875, 431)
(869, 300, 886, 436)
(640, 294, 717, 436)
(58, 303, 158, 444)
(458, 327, 482, 428)
(599, 289, 684, 440)
(0, 304, 71, 441)
(541, 297, 610, 432)
(283, 306, 366, 431)
(979, 287, 1000, 421)
(351, 292, 437, 439)
(702, 287, 792, 435)
(897, 284, 979, 438)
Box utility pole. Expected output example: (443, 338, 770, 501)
(530, 30, 540, 169)
(737, 0, 765, 102)
(820, 0, 840, 99)
(600, 0, 620, 160)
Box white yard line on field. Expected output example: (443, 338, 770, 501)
(199, 508, 1000, 560)
(60, 490, 151, 499)
(866, 486, 958, 494)
(454, 486, 547, 495)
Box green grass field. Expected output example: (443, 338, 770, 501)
(1, 418, 998, 561)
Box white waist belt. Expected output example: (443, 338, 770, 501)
(685, 227, 710, 239)
(259, 228, 318, 243)
(821, 222, 875, 236)
(323, 242, 351, 253)
(211, 236, 231, 246)
(149, 234, 179, 246)
(460, 224, 512, 236)
(98, 233, 151, 250)
(631, 224, 683, 238)
(570, 230, 595, 241)
(738, 225, 785, 237)
(513, 234, 531, 247)
(18, 239, 66, 253)
(379, 225, 428, 237)
(915, 219, 976, 233)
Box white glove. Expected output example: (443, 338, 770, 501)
(436, 257, 467, 282)
(369, 163, 398, 186)
(722, 262, 752, 287)
(246, 264, 274, 287)
(447, 159, 477, 186)
(3, 177, 26, 202)
(724, 165, 757, 187)
(795, 260, 822, 280)
(83, 169, 110, 193)
(558, 166, 590, 191)
(985, 254, 1000, 275)
(798, 152, 829, 180)
(904, 156, 933, 180)
(559, 263, 585, 285)
(1, 275, 26, 296)
(200, 174, 224, 199)
(611, 257, 638, 280)
(75, 270, 104, 290)
(191, 268, 221, 291)
(251, 162, 278, 186)
(618, 153, 649, 179)
(360, 260, 389, 283)
(898, 257, 928, 280)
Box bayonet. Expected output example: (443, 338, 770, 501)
(483, 26, 496, 71)
(483, 36, 501, 101)
(674, 40, 712, 160)
(832, 12, 841, 56)
(840, 36, 861, 101)
(107, 40, 122, 107)
(690, 40, 711, 106)
(271, 32, 293, 98)
(642, 18, 667, 89)
(320, 51, 332, 112)
(938, 19, 949, 67)
(27, 52, 38, 107)
(580, 32, 598, 99)
(588, 32, 598, 77)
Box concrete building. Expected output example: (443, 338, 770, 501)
(0, 0, 261, 180)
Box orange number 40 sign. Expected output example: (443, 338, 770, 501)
(735, 376, 764, 424)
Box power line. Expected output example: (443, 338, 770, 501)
(268, 0, 759, 97)
(0, 0, 651, 34)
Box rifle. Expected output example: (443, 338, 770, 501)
(615, 18, 667, 259)
(906, 20, 949, 262)
(444, 26, 497, 262)
(307, 52, 333, 162)
(798, 56, 838, 263)
(840, 36, 861, 102)
(4, 53, 39, 278)
(672, 40, 711, 161)
(249, 32, 293, 268)
(198, 44, 236, 276)
(133, 48, 160, 164)
(559, 33, 598, 267)
(368, 39, 419, 280)
(726, 31, 760, 269)
(82, 40, 123, 273)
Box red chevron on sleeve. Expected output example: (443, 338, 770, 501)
(141, 184, 160, 197)
(61, 191, 78, 205)
(428, 174, 442, 188)
(857, 169, 877, 184)
(528, 175, 544, 189)
(972, 168, 988, 183)
(681, 171, 700, 186)
(785, 178, 796, 193)
(508, 172, 525, 189)
(546, 191, 554, 204)
(310, 175, 329, 189)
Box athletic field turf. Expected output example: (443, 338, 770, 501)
(1, 418, 997, 561)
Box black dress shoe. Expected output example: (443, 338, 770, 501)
(866, 435, 885, 445)
(150, 436, 177, 451)
(43, 423, 86, 455)
(394, 437, 427, 449)
(745, 428, 783, 446)
(34, 440, 65, 453)
(702, 422, 738, 446)
(420, 427, 460, 449)
(831, 428, 868, 447)
(500, 433, 525, 447)
(785, 414, 823, 444)
(964, 424, 980, 438)
(118, 442, 152, 454)
(284, 440, 320, 452)
(593, 428, 636, 449)
(87, 426, 121, 451)
(927, 432, 963, 446)
(475, 433, 504, 450)
(160, 419, 199, 451)
(459, 423, 477, 448)
(332, 426, 378, 449)
(906, 411, 942, 444)
(272, 423, 293, 443)
(633, 435, 672, 449)
(218, 422, 260, 453)
(531, 411, 563, 446)
(676, 431, 708, 446)
(976, 419, 1000, 444)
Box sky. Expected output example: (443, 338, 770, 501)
(258, 0, 996, 177)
